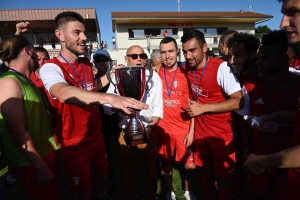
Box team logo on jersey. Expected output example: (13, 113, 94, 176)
(163, 99, 181, 107)
(227, 168, 234, 174)
(191, 84, 208, 97)
(86, 82, 95, 91)
(173, 81, 179, 88)
(254, 98, 264, 104)
(73, 177, 81, 186)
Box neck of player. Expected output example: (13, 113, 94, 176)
(164, 62, 178, 71)
(59, 48, 79, 63)
(267, 66, 290, 89)
(9, 62, 31, 79)
(196, 55, 209, 69)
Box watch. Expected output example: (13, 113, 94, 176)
(146, 124, 155, 130)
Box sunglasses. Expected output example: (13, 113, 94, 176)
(94, 57, 109, 63)
(126, 53, 148, 60)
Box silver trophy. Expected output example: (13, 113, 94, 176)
(106, 61, 153, 146)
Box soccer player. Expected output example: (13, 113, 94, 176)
(218, 30, 238, 60)
(157, 37, 197, 200)
(244, 2, 300, 199)
(227, 32, 260, 199)
(0, 35, 60, 199)
(39, 11, 147, 200)
(181, 29, 243, 200)
(248, 30, 300, 199)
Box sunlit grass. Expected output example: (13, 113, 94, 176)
(0, 166, 8, 178)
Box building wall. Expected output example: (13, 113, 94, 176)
(112, 22, 255, 64)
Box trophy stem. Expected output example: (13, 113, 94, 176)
(125, 111, 147, 146)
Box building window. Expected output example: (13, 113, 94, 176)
(184, 27, 228, 36)
(128, 28, 178, 38)
(214, 37, 218, 44)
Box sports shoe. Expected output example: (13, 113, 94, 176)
(1, 182, 22, 193)
(166, 191, 176, 200)
(183, 190, 197, 200)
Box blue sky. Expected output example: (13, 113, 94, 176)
(1, 0, 283, 49)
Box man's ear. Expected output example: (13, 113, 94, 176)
(203, 43, 208, 53)
(55, 30, 64, 42)
(223, 41, 227, 48)
(124, 56, 129, 65)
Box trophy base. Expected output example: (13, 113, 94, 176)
(124, 132, 148, 146)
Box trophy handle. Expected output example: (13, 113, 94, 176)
(106, 62, 117, 94)
(146, 59, 153, 91)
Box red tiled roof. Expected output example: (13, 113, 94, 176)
(112, 11, 272, 19)
(0, 8, 97, 21)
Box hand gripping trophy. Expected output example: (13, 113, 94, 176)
(106, 61, 153, 146)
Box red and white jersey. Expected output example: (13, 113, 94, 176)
(290, 53, 300, 70)
(288, 93, 300, 195)
(157, 65, 191, 135)
(288, 80, 300, 176)
(249, 74, 300, 155)
(235, 71, 261, 116)
(40, 57, 102, 147)
(185, 57, 241, 137)
(30, 71, 48, 97)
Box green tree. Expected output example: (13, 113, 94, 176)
(255, 25, 272, 34)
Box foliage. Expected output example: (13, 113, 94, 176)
(255, 25, 272, 34)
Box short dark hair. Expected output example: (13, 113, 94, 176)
(0, 35, 30, 63)
(227, 33, 260, 53)
(181, 29, 206, 46)
(160, 37, 178, 50)
(55, 11, 85, 30)
(261, 30, 288, 55)
(34, 47, 50, 59)
(219, 30, 238, 45)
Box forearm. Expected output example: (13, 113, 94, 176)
(202, 96, 243, 113)
(188, 118, 195, 133)
(11, 131, 47, 171)
(273, 110, 297, 122)
(260, 145, 300, 169)
(50, 83, 113, 106)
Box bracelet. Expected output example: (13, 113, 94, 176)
(36, 166, 48, 174)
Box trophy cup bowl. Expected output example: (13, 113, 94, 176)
(107, 65, 147, 146)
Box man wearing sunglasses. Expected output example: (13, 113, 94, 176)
(104, 45, 163, 200)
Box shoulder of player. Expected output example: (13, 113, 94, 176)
(205, 57, 227, 71)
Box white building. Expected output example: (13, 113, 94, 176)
(0, 8, 101, 58)
(109, 11, 272, 64)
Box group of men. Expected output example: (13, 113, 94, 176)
(2, 1, 300, 200)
